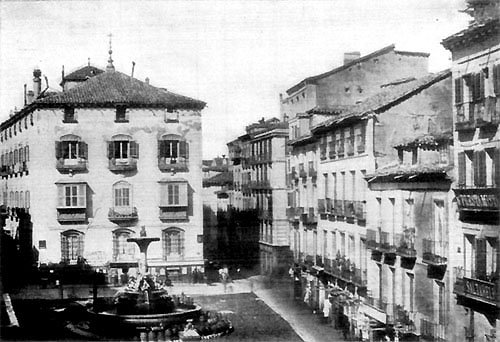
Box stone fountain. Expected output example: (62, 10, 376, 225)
(86, 226, 202, 337)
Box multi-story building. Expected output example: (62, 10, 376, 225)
(287, 66, 454, 340)
(227, 117, 289, 274)
(0, 53, 206, 282)
(284, 45, 431, 312)
(442, 1, 500, 341)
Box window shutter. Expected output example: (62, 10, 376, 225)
(78, 234, 84, 257)
(160, 184, 168, 206)
(474, 73, 481, 101)
(493, 148, 500, 187)
(77, 184, 86, 207)
(57, 185, 64, 207)
(158, 140, 162, 159)
(455, 78, 463, 104)
(494, 64, 500, 96)
(107, 141, 114, 159)
(457, 152, 466, 186)
(130, 141, 139, 158)
(61, 234, 68, 262)
(26, 191, 30, 208)
(79, 142, 88, 159)
(179, 141, 189, 159)
(479, 72, 485, 100)
(25, 146, 29, 162)
(473, 151, 479, 186)
(179, 182, 188, 206)
(55, 141, 61, 159)
(478, 150, 486, 187)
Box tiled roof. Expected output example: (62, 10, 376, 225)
(311, 69, 451, 133)
(288, 133, 315, 146)
(394, 132, 453, 150)
(62, 65, 104, 82)
(442, 18, 499, 50)
(366, 163, 452, 182)
(38, 71, 206, 110)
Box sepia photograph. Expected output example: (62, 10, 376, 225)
(0, 0, 498, 341)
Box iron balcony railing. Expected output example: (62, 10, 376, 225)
(395, 227, 416, 258)
(366, 229, 379, 249)
(380, 232, 396, 253)
(453, 267, 497, 306)
(108, 207, 138, 222)
(422, 239, 448, 265)
(56, 158, 87, 173)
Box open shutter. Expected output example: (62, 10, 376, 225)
(478, 150, 487, 187)
(457, 152, 466, 186)
(179, 141, 189, 159)
(455, 78, 463, 104)
(179, 182, 188, 206)
(55, 141, 61, 159)
(158, 140, 163, 159)
(61, 234, 68, 262)
(77, 184, 86, 207)
(130, 141, 139, 158)
(479, 72, 485, 101)
(81, 142, 88, 159)
(107, 142, 114, 159)
(25, 146, 29, 162)
(159, 183, 168, 207)
(57, 185, 65, 207)
(78, 234, 84, 257)
(473, 151, 479, 186)
(494, 64, 500, 96)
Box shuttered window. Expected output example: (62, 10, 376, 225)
(163, 228, 185, 258)
(57, 184, 86, 208)
(493, 148, 500, 187)
(159, 182, 188, 207)
(159, 140, 189, 160)
(493, 64, 500, 96)
(457, 152, 466, 186)
(108, 139, 139, 159)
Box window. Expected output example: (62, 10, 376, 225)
(61, 230, 84, 263)
(113, 230, 135, 261)
(115, 106, 128, 122)
(57, 183, 86, 208)
(163, 228, 184, 258)
(56, 135, 88, 164)
(108, 135, 139, 160)
(113, 181, 131, 207)
(473, 150, 487, 187)
(63, 107, 76, 123)
(160, 181, 188, 207)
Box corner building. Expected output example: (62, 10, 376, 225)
(0, 63, 206, 281)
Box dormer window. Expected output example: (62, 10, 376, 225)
(115, 106, 129, 123)
(63, 107, 77, 123)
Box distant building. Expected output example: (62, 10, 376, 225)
(0, 50, 206, 282)
(442, 1, 500, 341)
(227, 117, 289, 274)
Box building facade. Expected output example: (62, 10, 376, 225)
(442, 1, 500, 341)
(227, 118, 289, 275)
(0, 57, 206, 282)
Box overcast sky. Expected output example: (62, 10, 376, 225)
(0, 0, 469, 158)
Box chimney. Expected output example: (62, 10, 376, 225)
(343, 51, 361, 65)
(24, 84, 27, 105)
(33, 68, 42, 99)
(145, 77, 150, 85)
(26, 90, 34, 104)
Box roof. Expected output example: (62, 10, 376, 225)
(203, 171, 233, 187)
(62, 65, 104, 83)
(442, 18, 499, 50)
(366, 163, 452, 183)
(285, 44, 429, 95)
(311, 69, 451, 133)
(37, 70, 206, 110)
(394, 132, 453, 150)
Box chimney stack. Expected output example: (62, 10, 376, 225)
(33, 68, 42, 99)
(145, 77, 150, 85)
(343, 51, 361, 65)
(27, 90, 34, 104)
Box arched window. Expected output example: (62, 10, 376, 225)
(158, 134, 188, 171)
(61, 230, 84, 263)
(113, 229, 135, 261)
(163, 228, 184, 260)
(56, 134, 87, 160)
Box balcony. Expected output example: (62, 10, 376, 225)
(324, 258, 332, 273)
(320, 145, 327, 160)
(453, 186, 499, 224)
(57, 208, 87, 223)
(56, 158, 87, 173)
(159, 206, 188, 221)
(366, 229, 379, 249)
(109, 158, 137, 172)
(333, 199, 344, 217)
(353, 200, 366, 223)
(108, 207, 138, 222)
(318, 199, 327, 220)
(380, 232, 396, 254)
(346, 143, 354, 156)
(328, 142, 336, 159)
(259, 209, 272, 221)
(326, 198, 333, 213)
(422, 239, 447, 265)
(158, 157, 188, 172)
(366, 296, 388, 312)
(395, 228, 416, 258)
(299, 169, 307, 179)
(308, 167, 317, 179)
(454, 269, 497, 309)
(344, 200, 355, 222)
(315, 255, 324, 267)
(301, 208, 317, 225)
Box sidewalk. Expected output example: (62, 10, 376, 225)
(247, 276, 347, 342)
